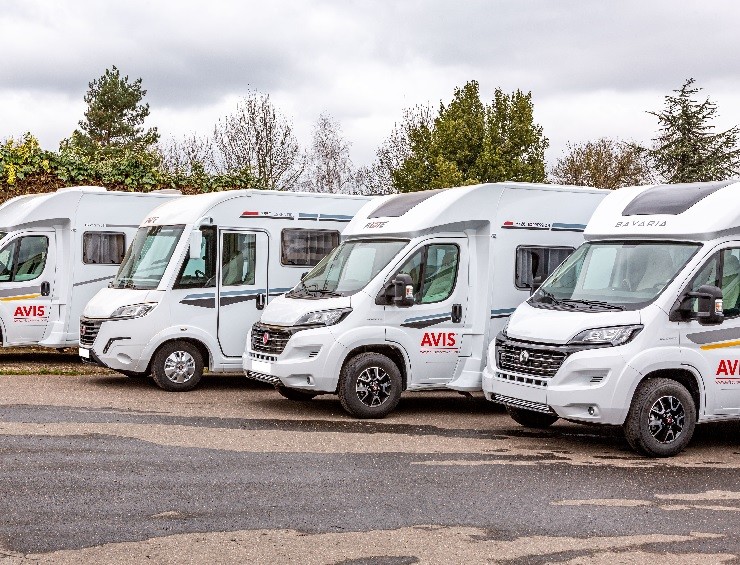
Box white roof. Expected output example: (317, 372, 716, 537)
(585, 180, 740, 241)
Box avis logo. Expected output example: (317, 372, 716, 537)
(716, 359, 740, 376)
(14, 305, 46, 318)
(420, 332, 457, 348)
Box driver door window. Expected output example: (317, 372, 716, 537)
(0, 236, 48, 282)
(396, 244, 459, 304)
(174, 228, 216, 289)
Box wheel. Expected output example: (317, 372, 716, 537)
(151, 341, 204, 392)
(623, 378, 696, 457)
(506, 406, 559, 428)
(119, 370, 148, 379)
(276, 385, 318, 401)
(338, 352, 402, 419)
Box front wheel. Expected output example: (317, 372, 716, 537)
(151, 341, 204, 392)
(338, 352, 402, 419)
(623, 378, 696, 457)
(506, 406, 559, 428)
(275, 385, 318, 401)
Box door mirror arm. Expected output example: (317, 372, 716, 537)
(671, 284, 724, 326)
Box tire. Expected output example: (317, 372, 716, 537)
(151, 341, 204, 392)
(506, 406, 559, 428)
(276, 385, 318, 401)
(623, 377, 696, 457)
(338, 352, 402, 419)
(119, 370, 148, 379)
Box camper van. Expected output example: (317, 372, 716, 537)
(483, 180, 740, 457)
(243, 183, 607, 418)
(0, 186, 179, 349)
(80, 189, 371, 390)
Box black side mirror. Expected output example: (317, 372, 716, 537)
(685, 284, 724, 326)
(301, 272, 309, 281)
(392, 273, 415, 308)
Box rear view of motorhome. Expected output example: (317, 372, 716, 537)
(244, 183, 607, 418)
(0, 186, 180, 349)
(484, 180, 740, 457)
(80, 189, 371, 390)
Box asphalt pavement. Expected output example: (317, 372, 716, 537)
(0, 374, 738, 564)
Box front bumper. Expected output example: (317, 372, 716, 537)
(243, 324, 345, 392)
(79, 317, 151, 373)
(483, 337, 638, 425)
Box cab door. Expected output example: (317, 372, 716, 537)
(0, 232, 56, 345)
(383, 239, 469, 386)
(679, 246, 740, 415)
(217, 230, 269, 358)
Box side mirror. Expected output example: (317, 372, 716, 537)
(301, 272, 309, 281)
(392, 273, 415, 308)
(686, 284, 724, 326)
(189, 230, 203, 259)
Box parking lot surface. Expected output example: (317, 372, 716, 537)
(0, 373, 739, 563)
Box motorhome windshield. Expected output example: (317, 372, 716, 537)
(112, 225, 184, 290)
(530, 241, 700, 311)
(288, 239, 409, 298)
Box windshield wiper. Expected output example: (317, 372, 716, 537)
(534, 289, 575, 309)
(315, 288, 344, 297)
(561, 298, 625, 311)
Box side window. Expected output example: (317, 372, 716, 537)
(281, 229, 340, 267)
(174, 228, 216, 289)
(222, 233, 257, 286)
(515, 246, 574, 289)
(394, 244, 460, 304)
(721, 248, 740, 318)
(14, 236, 48, 282)
(0, 240, 18, 282)
(684, 253, 720, 315)
(83, 232, 126, 265)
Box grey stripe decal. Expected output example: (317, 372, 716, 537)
(102, 224, 140, 228)
(0, 285, 41, 298)
(73, 276, 115, 287)
(686, 327, 740, 345)
(181, 298, 216, 309)
(551, 222, 586, 232)
(401, 315, 452, 329)
(491, 307, 516, 319)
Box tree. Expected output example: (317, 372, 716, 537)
(213, 91, 304, 190)
(647, 78, 740, 183)
(302, 113, 354, 193)
(389, 81, 548, 192)
(75, 65, 159, 154)
(551, 138, 652, 189)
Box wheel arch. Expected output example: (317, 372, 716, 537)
(338, 343, 410, 393)
(635, 368, 703, 415)
(146, 337, 212, 375)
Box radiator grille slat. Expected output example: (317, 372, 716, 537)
(251, 322, 293, 355)
(497, 343, 567, 377)
(79, 318, 102, 348)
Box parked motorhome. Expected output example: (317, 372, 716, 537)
(484, 180, 740, 457)
(243, 182, 607, 418)
(0, 186, 180, 349)
(80, 189, 372, 389)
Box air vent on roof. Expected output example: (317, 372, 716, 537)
(622, 181, 734, 216)
(368, 189, 445, 218)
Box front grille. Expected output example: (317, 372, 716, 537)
(79, 318, 102, 348)
(251, 322, 293, 355)
(497, 342, 567, 377)
(247, 371, 281, 385)
(494, 394, 554, 414)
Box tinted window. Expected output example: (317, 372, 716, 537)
(396, 244, 460, 304)
(281, 229, 339, 267)
(0, 236, 49, 282)
(174, 227, 216, 289)
(83, 232, 126, 265)
(222, 232, 256, 286)
(722, 249, 740, 318)
(515, 246, 574, 289)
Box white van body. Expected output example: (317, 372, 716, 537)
(483, 180, 740, 456)
(80, 189, 371, 389)
(243, 183, 607, 418)
(0, 186, 180, 348)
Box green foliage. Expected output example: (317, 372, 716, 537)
(551, 138, 653, 189)
(392, 81, 548, 192)
(647, 78, 740, 183)
(76, 65, 159, 154)
(0, 133, 54, 186)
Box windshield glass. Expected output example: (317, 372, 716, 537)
(112, 225, 184, 290)
(530, 241, 701, 311)
(288, 239, 409, 298)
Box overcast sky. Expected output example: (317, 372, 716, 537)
(2, 0, 740, 168)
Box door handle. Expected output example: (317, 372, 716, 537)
(256, 293, 266, 310)
(40, 281, 50, 297)
(452, 303, 462, 323)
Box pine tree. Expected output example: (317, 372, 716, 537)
(648, 78, 740, 183)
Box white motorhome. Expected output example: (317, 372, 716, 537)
(243, 183, 607, 418)
(80, 189, 371, 389)
(0, 186, 180, 349)
(483, 180, 740, 457)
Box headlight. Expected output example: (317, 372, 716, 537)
(110, 303, 157, 319)
(294, 308, 351, 326)
(568, 325, 643, 347)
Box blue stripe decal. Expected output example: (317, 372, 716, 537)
(490, 308, 516, 318)
(299, 213, 319, 220)
(183, 292, 216, 300)
(551, 222, 586, 232)
(403, 313, 452, 323)
(319, 214, 353, 222)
